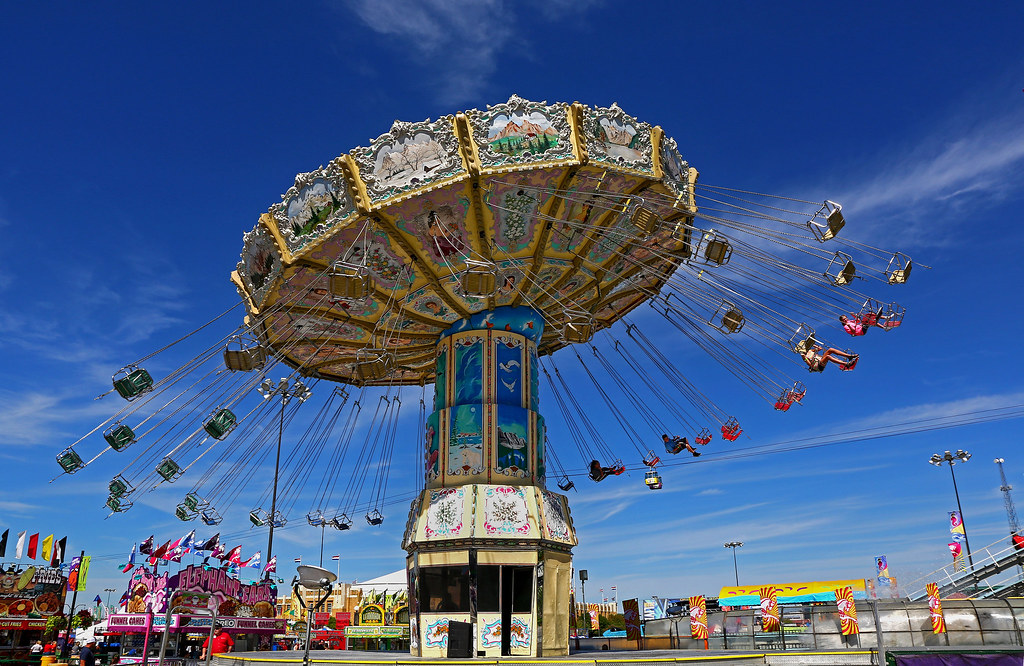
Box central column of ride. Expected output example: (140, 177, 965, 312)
(403, 307, 577, 658)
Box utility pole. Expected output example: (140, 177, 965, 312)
(995, 458, 1021, 536)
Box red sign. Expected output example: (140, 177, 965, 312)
(314, 612, 330, 625)
(0, 618, 47, 630)
(334, 612, 351, 627)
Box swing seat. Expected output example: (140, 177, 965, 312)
(329, 263, 370, 300)
(56, 448, 85, 474)
(106, 496, 132, 513)
(562, 309, 595, 344)
(183, 492, 205, 512)
(224, 345, 267, 372)
(270, 513, 287, 528)
(721, 418, 742, 441)
(703, 239, 732, 265)
(610, 460, 626, 475)
(203, 408, 238, 440)
(627, 199, 661, 237)
(331, 514, 353, 530)
(355, 348, 394, 381)
(108, 476, 132, 499)
(588, 461, 608, 482)
(175, 504, 197, 522)
(773, 400, 791, 412)
(824, 252, 856, 286)
(808, 201, 845, 242)
(112, 366, 154, 401)
(201, 508, 223, 525)
(155, 457, 182, 482)
(306, 511, 326, 527)
(365, 509, 384, 526)
(460, 260, 498, 297)
(644, 470, 663, 490)
(695, 428, 712, 445)
(104, 423, 137, 451)
(643, 451, 661, 467)
(789, 324, 817, 353)
(720, 308, 744, 334)
(886, 254, 913, 284)
(249, 510, 267, 527)
(557, 476, 576, 492)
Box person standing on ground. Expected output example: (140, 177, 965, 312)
(201, 623, 234, 661)
(79, 639, 97, 666)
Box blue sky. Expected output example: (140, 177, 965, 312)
(2, 1, 1024, 610)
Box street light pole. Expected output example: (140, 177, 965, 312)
(930, 450, 973, 568)
(724, 542, 743, 586)
(579, 570, 588, 638)
(258, 377, 313, 572)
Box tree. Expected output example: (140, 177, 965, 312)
(327, 616, 337, 630)
(598, 613, 626, 633)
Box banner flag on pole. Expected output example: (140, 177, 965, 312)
(121, 544, 137, 573)
(759, 586, 781, 631)
(689, 595, 709, 639)
(139, 535, 154, 554)
(834, 586, 860, 635)
(622, 599, 641, 642)
(948, 543, 966, 572)
(926, 582, 946, 633)
(77, 555, 91, 591)
(41, 535, 53, 562)
(0, 530, 8, 558)
(51, 536, 67, 567)
(263, 556, 277, 575)
(27, 533, 39, 559)
(15, 531, 26, 559)
(875, 555, 891, 586)
(949, 512, 966, 542)
(67, 557, 82, 592)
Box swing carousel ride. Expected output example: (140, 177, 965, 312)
(54, 96, 915, 654)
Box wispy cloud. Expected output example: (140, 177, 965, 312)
(342, 0, 601, 104)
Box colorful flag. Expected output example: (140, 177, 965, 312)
(242, 551, 260, 568)
(210, 542, 226, 560)
(759, 586, 781, 631)
(622, 599, 641, 641)
(949, 511, 966, 542)
(834, 586, 859, 635)
(93, 595, 102, 605)
(27, 533, 39, 559)
(264, 556, 277, 576)
(67, 557, 82, 592)
(15, 531, 26, 559)
(331, 554, 340, 561)
(41, 535, 54, 562)
(151, 540, 170, 560)
(0, 529, 8, 557)
(294, 556, 302, 563)
(139, 535, 154, 554)
(689, 595, 708, 639)
(589, 609, 599, 631)
(225, 545, 243, 564)
(195, 533, 219, 552)
(121, 544, 137, 573)
(51, 536, 67, 567)
(875, 555, 891, 586)
(180, 530, 196, 552)
(925, 582, 946, 633)
(948, 543, 966, 572)
(77, 555, 91, 591)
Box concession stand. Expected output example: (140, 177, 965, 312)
(0, 566, 68, 660)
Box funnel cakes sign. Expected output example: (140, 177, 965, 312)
(121, 565, 276, 627)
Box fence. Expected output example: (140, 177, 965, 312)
(644, 598, 1024, 651)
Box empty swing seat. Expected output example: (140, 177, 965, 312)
(113, 366, 154, 400)
(721, 418, 742, 441)
(643, 451, 661, 467)
(366, 509, 384, 526)
(329, 264, 370, 300)
(224, 345, 266, 372)
(183, 492, 205, 512)
(306, 511, 326, 527)
(886, 253, 913, 284)
(108, 476, 132, 499)
(155, 457, 182, 482)
(175, 504, 196, 522)
(627, 200, 661, 237)
(56, 448, 85, 474)
(562, 310, 595, 344)
(695, 428, 713, 446)
(249, 510, 267, 527)
(704, 239, 732, 265)
(106, 496, 132, 513)
(557, 476, 576, 492)
(201, 508, 223, 525)
(104, 423, 137, 451)
(721, 308, 744, 333)
(203, 408, 237, 439)
(355, 349, 394, 381)
(331, 514, 353, 530)
(461, 260, 498, 297)
(808, 201, 845, 241)
(888, 261, 912, 284)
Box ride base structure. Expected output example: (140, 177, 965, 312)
(403, 307, 577, 657)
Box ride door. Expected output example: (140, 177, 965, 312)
(478, 565, 534, 656)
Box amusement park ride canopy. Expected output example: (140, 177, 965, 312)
(233, 95, 696, 386)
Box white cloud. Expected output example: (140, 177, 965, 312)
(342, 0, 601, 104)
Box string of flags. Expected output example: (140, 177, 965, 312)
(121, 531, 277, 577)
(0, 528, 69, 567)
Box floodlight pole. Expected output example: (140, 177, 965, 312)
(579, 569, 588, 638)
(724, 542, 743, 586)
(930, 450, 973, 569)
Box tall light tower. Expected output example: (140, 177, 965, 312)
(930, 450, 973, 568)
(994, 458, 1021, 536)
(724, 541, 743, 586)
